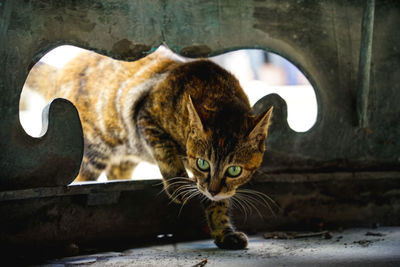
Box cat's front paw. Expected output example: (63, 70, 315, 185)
(215, 231, 248, 250)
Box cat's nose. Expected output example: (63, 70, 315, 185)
(209, 190, 219, 196)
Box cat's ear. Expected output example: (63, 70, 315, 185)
(187, 95, 205, 133)
(248, 106, 273, 151)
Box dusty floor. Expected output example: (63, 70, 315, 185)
(42, 227, 400, 267)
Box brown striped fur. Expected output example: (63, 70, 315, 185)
(24, 46, 273, 249)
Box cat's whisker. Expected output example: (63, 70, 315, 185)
(157, 179, 194, 196)
(163, 177, 195, 186)
(169, 191, 186, 204)
(152, 180, 165, 186)
(153, 176, 195, 187)
(169, 184, 195, 196)
(233, 194, 252, 220)
(175, 188, 198, 208)
(236, 189, 280, 218)
(180, 188, 198, 202)
(163, 180, 192, 190)
(237, 189, 280, 211)
(168, 184, 197, 204)
(199, 194, 209, 204)
(167, 176, 195, 182)
(230, 196, 248, 223)
(178, 190, 202, 217)
(237, 193, 270, 218)
(189, 190, 202, 203)
(235, 193, 264, 219)
(157, 183, 186, 196)
(239, 189, 278, 205)
(167, 184, 188, 199)
(162, 179, 194, 189)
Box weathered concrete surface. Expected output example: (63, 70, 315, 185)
(45, 227, 400, 266)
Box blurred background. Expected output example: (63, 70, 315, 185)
(19, 45, 317, 181)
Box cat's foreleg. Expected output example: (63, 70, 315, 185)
(205, 199, 248, 249)
(156, 149, 190, 203)
(138, 120, 191, 202)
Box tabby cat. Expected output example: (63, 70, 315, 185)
(24, 46, 273, 249)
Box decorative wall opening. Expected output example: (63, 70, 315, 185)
(211, 49, 317, 133)
(19, 45, 317, 182)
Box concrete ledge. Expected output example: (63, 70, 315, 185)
(1, 172, 399, 262)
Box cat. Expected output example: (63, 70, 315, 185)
(23, 46, 273, 249)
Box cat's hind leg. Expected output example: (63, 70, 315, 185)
(106, 160, 137, 180)
(74, 155, 106, 182)
(74, 143, 110, 182)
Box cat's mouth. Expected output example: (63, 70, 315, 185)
(204, 191, 232, 201)
(197, 184, 233, 201)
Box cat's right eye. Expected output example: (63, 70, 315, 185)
(227, 166, 242, 177)
(196, 158, 210, 171)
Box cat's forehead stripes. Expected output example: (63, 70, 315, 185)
(218, 138, 225, 147)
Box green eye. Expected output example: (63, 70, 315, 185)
(227, 166, 242, 177)
(197, 158, 210, 171)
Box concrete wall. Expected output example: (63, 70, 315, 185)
(0, 0, 399, 259)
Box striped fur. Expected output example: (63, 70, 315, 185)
(25, 46, 273, 249)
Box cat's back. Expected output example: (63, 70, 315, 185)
(53, 46, 183, 149)
(56, 47, 182, 102)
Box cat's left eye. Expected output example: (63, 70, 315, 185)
(197, 158, 210, 171)
(227, 166, 242, 177)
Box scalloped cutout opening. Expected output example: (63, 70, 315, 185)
(20, 45, 85, 138)
(20, 45, 317, 182)
(211, 49, 318, 133)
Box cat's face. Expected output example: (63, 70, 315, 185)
(186, 136, 266, 201)
(186, 97, 273, 201)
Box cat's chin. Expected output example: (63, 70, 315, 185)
(202, 191, 232, 202)
(196, 184, 233, 201)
